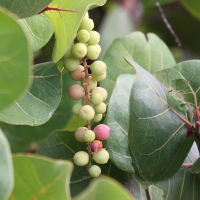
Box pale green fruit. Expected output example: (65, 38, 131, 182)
(81, 76, 97, 91)
(79, 18, 94, 31)
(92, 72, 106, 82)
(93, 149, 109, 164)
(86, 45, 100, 60)
(63, 57, 79, 71)
(68, 84, 85, 100)
(81, 99, 93, 106)
(89, 165, 101, 177)
(92, 114, 102, 122)
(72, 103, 83, 116)
(72, 43, 87, 59)
(83, 12, 89, 20)
(91, 87, 107, 101)
(94, 44, 101, 53)
(87, 31, 100, 45)
(94, 102, 106, 114)
(75, 127, 88, 142)
(79, 105, 95, 121)
(77, 29, 90, 43)
(83, 130, 95, 142)
(64, 42, 74, 58)
(90, 93, 103, 105)
(69, 65, 85, 81)
(90, 61, 106, 76)
(73, 151, 89, 166)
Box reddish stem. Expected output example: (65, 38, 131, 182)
(38, 6, 80, 14)
(181, 163, 193, 168)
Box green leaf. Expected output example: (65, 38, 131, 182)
(180, 0, 200, 20)
(153, 69, 170, 90)
(102, 32, 176, 102)
(126, 56, 193, 182)
(73, 176, 134, 200)
(9, 155, 73, 200)
(155, 167, 200, 200)
(140, 0, 176, 7)
(0, 0, 53, 18)
(44, 0, 107, 62)
(0, 129, 14, 200)
(191, 158, 200, 173)
(20, 14, 54, 52)
(0, 61, 62, 126)
(104, 74, 135, 173)
(2, 69, 79, 152)
(0, 8, 32, 111)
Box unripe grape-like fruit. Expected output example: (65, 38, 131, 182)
(72, 103, 83, 116)
(90, 61, 106, 76)
(89, 165, 101, 177)
(83, 12, 89, 21)
(94, 124, 110, 140)
(93, 149, 109, 164)
(75, 127, 88, 142)
(91, 87, 108, 101)
(94, 44, 101, 53)
(81, 76, 97, 91)
(86, 45, 100, 60)
(68, 84, 85, 100)
(79, 18, 94, 32)
(64, 42, 74, 58)
(63, 57, 79, 71)
(73, 151, 89, 166)
(87, 31, 100, 45)
(83, 130, 95, 142)
(72, 43, 87, 59)
(79, 105, 95, 121)
(90, 93, 103, 105)
(92, 114, 102, 122)
(92, 72, 106, 82)
(77, 29, 90, 43)
(69, 65, 85, 81)
(81, 99, 93, 106)
(94, 102, 106, 114)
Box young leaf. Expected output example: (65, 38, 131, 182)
(101, 32, 176, 102)
(126, 56, 194, 182)
(0, 8, 32, 111)
(20, 14, 54, 52)
(9, 155, 73, 200)
(104, 74, 135, 173)
(0, 61, 62, 126)
(44, 0, 107, 62)
(0, 129, 14, 200)
(0, 0, 53, 18)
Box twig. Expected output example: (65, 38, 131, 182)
(181, 163, 193, 168)
(145, 187, 152, 200)
(153, 0, 181, 47)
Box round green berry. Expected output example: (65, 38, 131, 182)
(93, 149, 109, 164)
(87, 31, 100, 45)
(72, 103, 83, 116)
(92, 72, 106, 82)
(94, 102, 106, 114)
(83, 130, 95, 142)
(91, 87, 107, 101)
(63, 57, 79, 71)
(79, 105, 95, 121)
(64, 42, 74, 58)
(91, 93, 103, 105)
(77, 29, 90, 43)
(83, 12, 89, 21)
(94, 44, 101, 53)
(72, 43, 87, 59)
(73, 151, 89, 166)
(90, 61, 106, 76)
(68, 84, 85, 100)
(86, 45, 100, 60)
(79, 18, 94, 31)
(81, 76, 97, 91)
(75, 127, 88, 142)
(92, 114, 102, 122)
(69, 65, 85, 81)
(89, 165, 101, 177)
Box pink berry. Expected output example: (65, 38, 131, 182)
(90, 140, 105, 154)
(93, 124, 110, 140)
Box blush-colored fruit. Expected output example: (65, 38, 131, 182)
(93, 124, 110, 140)
(68, 84, 85, 100)
(75, 127, 88, 142)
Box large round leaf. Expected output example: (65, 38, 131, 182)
(0, 61, 62, 126)
(0, 8, 32, 111)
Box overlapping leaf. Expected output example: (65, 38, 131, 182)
(126, 56, 194, 182)
(102, 32, 176, 102)
(44, 0, 107, 62)
(9, 155, 73, 200)
(0, 8, 32, 111)
(0, 0, 53, 18)
(191, 158, 200, 173)
(0, 129, 13, 200)
(20, 14, 54, 52)
(0, 61, 62, 126)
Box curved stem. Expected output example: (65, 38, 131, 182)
(145, 187, 152, 200)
